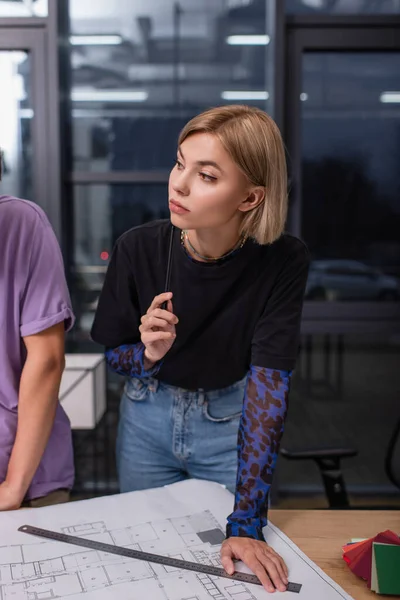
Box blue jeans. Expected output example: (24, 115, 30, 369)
(116, 376, 247, 494)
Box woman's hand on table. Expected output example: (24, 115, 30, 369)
(221, 537, 289, 593)
(0, 480, 24, 511)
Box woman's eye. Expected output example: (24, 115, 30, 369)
(199, 172, 217, 182)
(175, 159, 184, 170)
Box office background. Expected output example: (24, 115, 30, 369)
(0, 0, 399, 507)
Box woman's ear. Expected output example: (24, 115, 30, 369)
(238, 187, 265, 213)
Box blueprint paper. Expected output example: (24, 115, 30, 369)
(0, 479, 354, 600)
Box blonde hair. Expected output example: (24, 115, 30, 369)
(178, 105, 287, 245)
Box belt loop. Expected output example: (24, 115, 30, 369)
(149, 377, 159, 393)
(198, 389, 205, 406)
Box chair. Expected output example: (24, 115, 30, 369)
(280, 416, 400, 509)
(386, 417, 400, 491)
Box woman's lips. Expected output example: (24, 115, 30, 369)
(169, 199, 190, 214)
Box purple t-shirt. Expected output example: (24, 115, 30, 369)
(0, 195, 75, 500)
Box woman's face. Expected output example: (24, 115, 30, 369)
(168, 132, 252, 230)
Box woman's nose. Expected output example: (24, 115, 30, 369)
(172, 171, 190, 196)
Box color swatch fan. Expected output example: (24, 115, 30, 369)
(342, 530, 400, 595)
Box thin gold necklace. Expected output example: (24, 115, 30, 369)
(181, 230, 246, 262)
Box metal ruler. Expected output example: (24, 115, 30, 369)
(19, 524, 302, 593)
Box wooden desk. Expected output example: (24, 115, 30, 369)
(270, 510, 400, 600)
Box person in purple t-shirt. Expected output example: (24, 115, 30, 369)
(0, 195, 75, 510)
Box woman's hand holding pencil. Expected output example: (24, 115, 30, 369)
(139, 292, 178, 366)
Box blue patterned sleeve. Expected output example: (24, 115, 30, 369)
(226, 366, 291, 541)
(105, 342, 162, 379)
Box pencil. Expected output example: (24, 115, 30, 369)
(162, 224, 175, 310)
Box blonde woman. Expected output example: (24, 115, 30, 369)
(92, 105, 309, 593)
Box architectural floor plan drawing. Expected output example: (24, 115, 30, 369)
(0, 479, 355, 600)
(0, 511, 257, 600)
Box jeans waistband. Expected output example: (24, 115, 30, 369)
(145, 374, 248, 401)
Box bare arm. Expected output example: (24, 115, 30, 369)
(0, 322, 65, 509)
